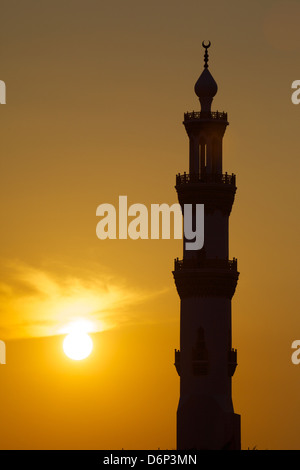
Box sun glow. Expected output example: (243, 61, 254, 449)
(62, 320, 94, 361)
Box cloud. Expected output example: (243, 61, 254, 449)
(0, 260, 160, 340)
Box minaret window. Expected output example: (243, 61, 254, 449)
(192, 327, 209, 376)
(199, 139, 206, 177)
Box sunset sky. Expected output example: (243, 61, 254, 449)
(1, 0, 300, 450)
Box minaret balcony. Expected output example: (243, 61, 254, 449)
(228, 348, 238, 377)
(176, 172, 236, 186)
(174, 257, 238, 272)
(174, 349, 181, 376)
(184, 110, 228, 122)
(175, 172, 236, 215)
(173, 257, 239, 298)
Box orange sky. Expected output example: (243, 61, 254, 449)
(1, 0, 300, 450)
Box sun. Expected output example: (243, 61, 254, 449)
(62, 320, 93, 361)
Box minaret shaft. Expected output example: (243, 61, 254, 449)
(173, 43, 240, 450)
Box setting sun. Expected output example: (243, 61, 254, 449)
(63, 331, 93, 360)
(62, 320, 94, 360)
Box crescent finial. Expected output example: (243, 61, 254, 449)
(202, 40, 211, 49)
(202, 41, 211, 68)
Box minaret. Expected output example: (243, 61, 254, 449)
(173, 42, 241, 450)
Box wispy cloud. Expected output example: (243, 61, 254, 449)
(0, 260, 161, 340)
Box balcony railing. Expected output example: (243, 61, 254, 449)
(174, 349, 180, 376)
(184, 110, 228, 121)
(176, 172, 236, 186)
(174, 257, 238, 271)
(228, 348, 238, 377)
(229, 348, 237, 363)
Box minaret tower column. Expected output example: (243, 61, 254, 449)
(173, 42, 240, 450)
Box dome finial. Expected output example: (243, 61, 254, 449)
(202, 41, 211, 69)
(194, 41, 218, 114)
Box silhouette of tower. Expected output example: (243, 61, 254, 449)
(173, 42, 240, 450)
